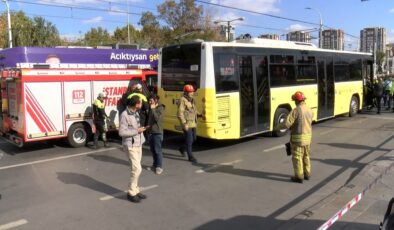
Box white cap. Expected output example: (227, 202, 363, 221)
(98, 92, 105, 98)
(135, 83, 142, 90)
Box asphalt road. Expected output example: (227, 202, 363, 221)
(0, 110, 393, 230)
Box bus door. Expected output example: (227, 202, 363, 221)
(239, 55, 270, 136)
(317, 57, 334, 119)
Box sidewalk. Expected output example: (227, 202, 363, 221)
(277, 150, 394, 230)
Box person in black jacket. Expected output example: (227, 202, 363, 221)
(373, 78, 384, 114)
(147, 95, 165, 174)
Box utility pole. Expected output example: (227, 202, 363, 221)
(227, 21, 231, 42)
(305, 7, 323, 48)
(127, 0, 130, 44)
(3, 0, 13, 48)
(214, 17, 244, 42)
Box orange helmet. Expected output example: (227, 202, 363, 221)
(183, 84, 195, 92)
(291, 91, 306, 102)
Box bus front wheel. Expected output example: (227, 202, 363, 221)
(273, 108, 289, 137)
(349, 96, 359, 117)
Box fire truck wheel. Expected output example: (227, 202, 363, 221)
(272, 108, 289, 137)
(67, 123, 90, 148)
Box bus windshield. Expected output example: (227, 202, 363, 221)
(161, 43, 201, 91)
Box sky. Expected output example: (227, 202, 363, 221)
(1, 0, 393, 50)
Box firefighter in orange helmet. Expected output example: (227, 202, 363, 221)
(277, 91, 313, 183)
(177, 84, 202, 163)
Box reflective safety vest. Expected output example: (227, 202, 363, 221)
(127, 92, 147, 102)
(94, 99, 105, 109)
(93, 99, 107, 120)
(283, 102, 313, 146)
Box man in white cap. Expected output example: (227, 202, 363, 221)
(93, 92, 109, 148)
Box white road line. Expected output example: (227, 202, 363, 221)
(0, 219, 28, 230)
(320, 129, 335, 135)
(100, 184, 158, 201)
(263, 145, 285, 152)
(195, 160, 243, 173)
(0, 147, 118, 171)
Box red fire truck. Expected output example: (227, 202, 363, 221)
(0, 65, 157, 147)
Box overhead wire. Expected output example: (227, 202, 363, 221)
(25, 12, 129, 24)
(93, 0, 156, 11)
(8, 0, 142, 16)
(9, 0, 360, 48)
(195, 0, 360, 39)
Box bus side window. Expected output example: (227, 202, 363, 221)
(269, 55, 296, 87)
(214, 53, 239, 92)
(270, 64, 296, 86)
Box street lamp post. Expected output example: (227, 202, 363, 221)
(3, 0, 12, 48)
(305, 7, 322, 48)
(214, 17, 244, 42)
(126, 0, 130, 44)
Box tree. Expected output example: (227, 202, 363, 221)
(83, 27, 113, 47)
(376, 51, 386, 74)
(0, 11, 33, 47)
(0, 15, 7, 47)
(154, 0, 220, 46)
(31, 16, 61, 47)
(0, 11, 61, 48)
(113, 24, 142, 45)
(158, 0, 203, 32)
(139, 11, 164, 48)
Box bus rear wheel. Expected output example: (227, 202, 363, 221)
(67, 123, 90, 148)
(273, 108, 289, 137)
(349, 96, 359, 117)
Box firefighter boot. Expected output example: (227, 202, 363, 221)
(102, 133, 110, 148)
(93, 136, 99, 149)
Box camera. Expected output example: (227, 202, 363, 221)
(285, 142, 291, 156)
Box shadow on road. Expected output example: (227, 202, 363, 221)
(193, 215, 378, 230)
(56, 172, 126, 201)
(320, 142, 391, 152)
(87, 154, 129, 166)
(194, 162, 291, 183)
(0, 139, 71, 155)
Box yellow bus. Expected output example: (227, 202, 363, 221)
(158, 38, 374, 139)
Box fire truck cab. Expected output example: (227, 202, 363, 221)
(0, 47, 158, 147)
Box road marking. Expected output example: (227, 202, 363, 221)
(263, 145, 285, 152)
(0, 219, 28, 230)
(195, 160, 243, 173)
(0, 147, 118, 171)
(320, 129, 335, 135)
(99, 184, 158, 201)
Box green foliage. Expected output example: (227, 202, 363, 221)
(0, 11, 61, 48)
(376, 51, 385, 65)
(83, 27, 113, 47)
(0, 1, 221, 49)
(31, 16, 61, 47)
(113, 24, 143, 46)
(156, 0, 219, 45)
